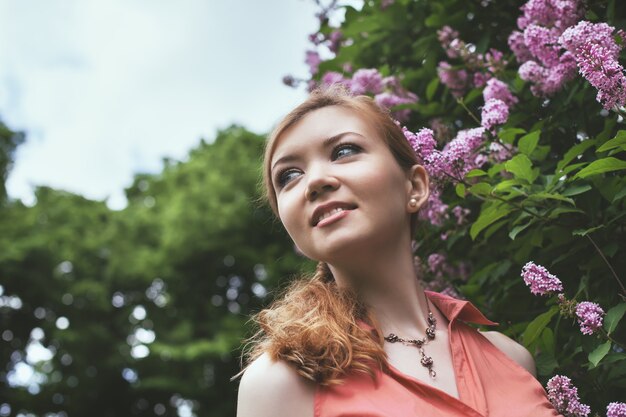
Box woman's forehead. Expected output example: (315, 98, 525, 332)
(270, 106, 375, 164)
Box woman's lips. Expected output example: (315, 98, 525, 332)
(316, 207, 353, 227)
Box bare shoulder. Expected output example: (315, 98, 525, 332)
(236, 352, 316, 417)
(480, 330, 537, 377)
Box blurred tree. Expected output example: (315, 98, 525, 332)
(0, 119, 25, 204)
(0, 126, 301, 416)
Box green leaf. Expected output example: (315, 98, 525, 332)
(493, 179, 523, 192)
(548, 207, 585, 219)
(470, 202, 513, 240)
(588, 341, 611, 368)
(527, 192, 575, 205)
(465, 169, 488, 178)
(518, 131, 540, 156)
(572, 225, 605, 236)
(535, 352, 558, 375)
(455, 183, 466, 198)
(498, 128, 526, 144)
(604, 303, 626, 335)
(597, 131, 626, 152)
(488, 163, 505, 177)
(541, 327, 555, 356)
(523, 307, 558, 347)
(561, 184, 592, 197)
(574, 157, 626, 179)
(509, 222, 533, 240)
(469, 182, 492, 196)
(613, 186, 626, 202)
(426, 78, 439, 101)
(556, 140, 596, 173)
(505, 154, 537, 183)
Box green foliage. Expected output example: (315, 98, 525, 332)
(0, 126, 301, 416)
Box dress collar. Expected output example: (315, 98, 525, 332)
(425, 291, 498, 326)
(357, 290, 498, 332)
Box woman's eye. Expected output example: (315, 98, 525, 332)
(333, 143, 361, 160)
(277, 169, 301, 187)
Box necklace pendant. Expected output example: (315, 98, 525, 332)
(426, 326, 436, 340)
(420, 355, 433, 367)
(385, 333, 399, 343)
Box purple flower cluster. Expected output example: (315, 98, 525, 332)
(481, 98, 510, 132)
(320, 68, 418, 121)
(483, 78, 519, 107)
(437, 62, 469, 97)
(305, 50, 322, 75)
(546, 375, 591, 417)
(420, 188, 449, 227)
(427, 253, 447, 276)
(521, 262, 564, 296)
(405, 126, 487, 187)
(436, 26, 508, 97)
(509, 0, 582, 96)
(575, 301, 605, 335)
(402, 126, 489, 226)
(350, 68, 385, 95)
(607, 402, 626, 417)
(560, 21, 626, 110)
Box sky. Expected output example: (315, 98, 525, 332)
(0, 0, 328, 209)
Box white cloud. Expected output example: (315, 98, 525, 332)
(0, 0, 319, 208)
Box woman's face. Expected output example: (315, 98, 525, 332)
(269, 106, 421, 264)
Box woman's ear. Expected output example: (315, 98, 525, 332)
(406, 164, 429, 213)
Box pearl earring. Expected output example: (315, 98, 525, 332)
(409, 198, 418, 208)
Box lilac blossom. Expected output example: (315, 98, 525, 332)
(509, 0, 583, 97)
(375, 91, 418, 122)
(484, 48, 507, 73)
(481, 98, 509, 132)
(437, 62, 469, 97)
(404, 127, 486, 183)
(321, 71, 350, 88)
(483, 78, 519, 107)
(420, 189, 449, 226)
(607, 402, 626, 417)
(403, 127, 437, 161)
(350, 68, 384, 95)
(452, 206, 471, 225)
(523, 24, 561, 67)
(473, 72, 489, 88)
(437, 26, 461, 59)
(546, 375, 591, 417)
(305, 50, 322, 75)
(427, 253, 447, 276)
(521, 262, 564, 296)
(509, 31, 534, 63)
(488, 142, 515, 163)
(328, 30, 343, 54)
(575, 301, 605, 335)
(519, 0, 582, 31)
(560, 21, 626, 110)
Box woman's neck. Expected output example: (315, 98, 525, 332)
(328, 241, 434, 338)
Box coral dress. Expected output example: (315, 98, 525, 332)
(314, 291, 561, 417)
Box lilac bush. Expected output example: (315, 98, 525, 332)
(288, 0, 626, 412)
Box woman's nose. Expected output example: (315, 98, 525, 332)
(304, 165, 340, 201)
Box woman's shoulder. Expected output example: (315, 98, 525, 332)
(479, 330, 537, 377)
(236, 352, 316, 417)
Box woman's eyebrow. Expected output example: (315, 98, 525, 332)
(271, 131, 365, 171)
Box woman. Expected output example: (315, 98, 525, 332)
(236, 87, 561, 417)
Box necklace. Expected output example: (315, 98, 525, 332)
(383, 294, 437, 378)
